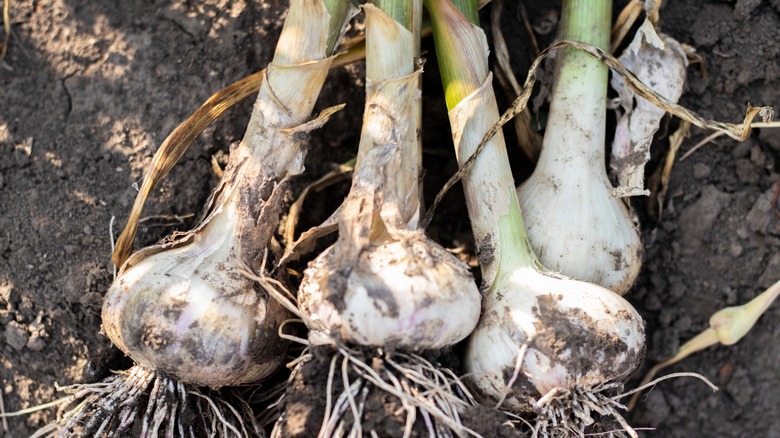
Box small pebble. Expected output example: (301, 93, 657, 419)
(735, 159, 760, 184)
(726, 371, 754, 407)
(5, 321, 29, 351)
(729, 242, 744, 257)
(693, 163, 711, 179)
(679, 185, 731, 244)
(83, 225, 93, 235)
(745, 188, 773, 233)
(26, 334, 46, 352)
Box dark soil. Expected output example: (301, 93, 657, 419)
(1, 1, 779, 437)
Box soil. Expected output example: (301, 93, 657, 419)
(1, 0, 779, 437)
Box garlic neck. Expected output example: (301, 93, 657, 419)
(339, 5, 420, 244)
(241, 0, 336, 178)
(494, 190, 539, 277)
(535, 0, 611, 180)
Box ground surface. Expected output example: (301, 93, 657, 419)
(1, 0, 779, 437)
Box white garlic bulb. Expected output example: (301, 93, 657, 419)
(465, 265, 645, 411)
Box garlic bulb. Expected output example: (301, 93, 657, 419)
(298, 4, 480, 351)
(517, 170, 642, 295)
(301, 232, 481, 350)
(516, 0, 641, 295)
(102, 0, 347, 389)
(465, 247, 645, 411)
(103, 185, 289, 387)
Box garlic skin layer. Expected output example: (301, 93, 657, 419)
(464, 266, 645, 411)
(517, 173, 642, 295)
(103, 199, 287, 388)
(300, 233, 481, 350)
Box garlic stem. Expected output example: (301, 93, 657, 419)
(325, 0, 357, 54)
(427, 0, 536, 285)
(242, 0, 358, 178)
(427, 0, 485, 111)
(538, 0, 610, 172)
(450, 0, 479, 24)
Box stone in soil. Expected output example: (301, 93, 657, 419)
(758, 252, 780, 289)
(745, 186, 776, 234)
(678, 185, 731, 245)
(5, 321, 29, 351)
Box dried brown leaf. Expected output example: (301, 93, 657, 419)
(282, 163, 353, 249)
(656, 120, 690, 219)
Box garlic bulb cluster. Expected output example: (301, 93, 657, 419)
(516, 0, 641, 295)
(298, 5, 480, 352)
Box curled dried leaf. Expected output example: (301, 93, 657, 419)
(610, 19, 688, 197)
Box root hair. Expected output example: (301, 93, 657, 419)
(274, 348, 481, 438)
(31, 365, 262, 438)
